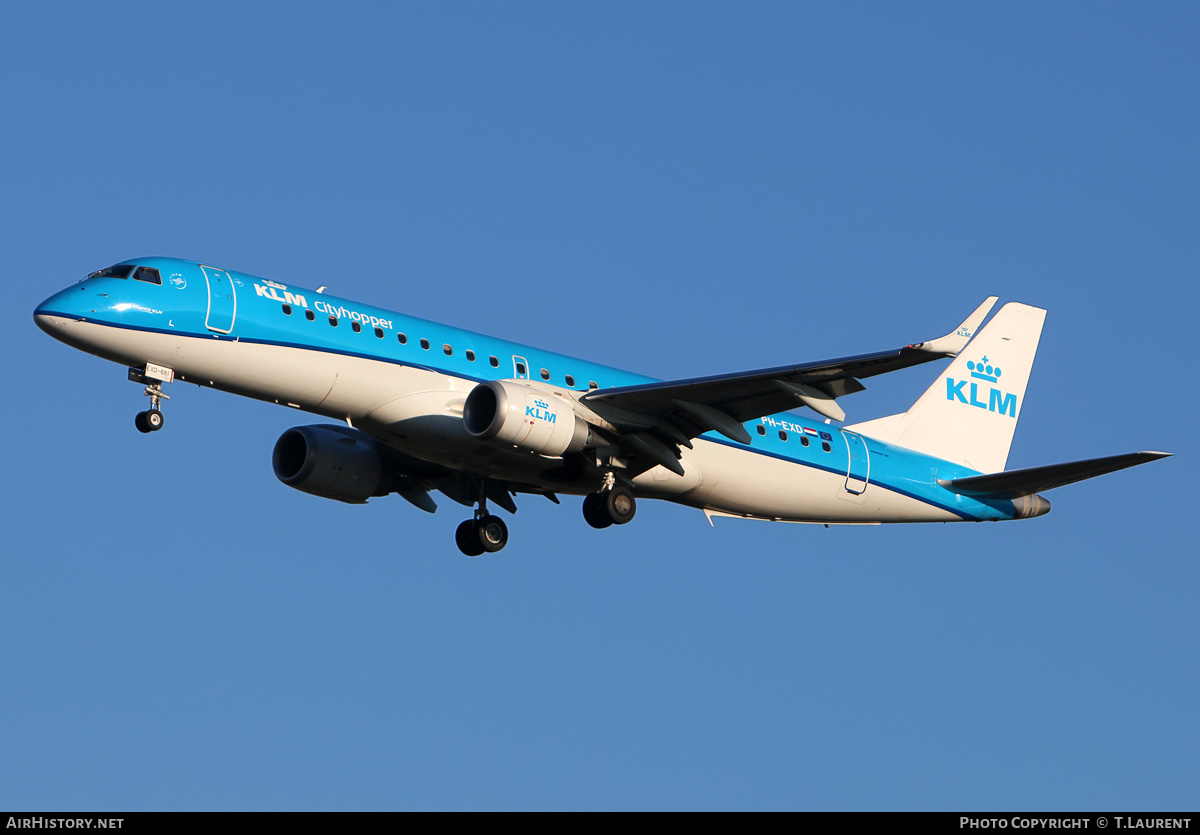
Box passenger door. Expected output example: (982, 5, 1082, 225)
(842, 430, 870, 495)
(201, 265, 236, 333)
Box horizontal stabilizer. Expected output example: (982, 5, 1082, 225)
(939, 451, 1171, 498)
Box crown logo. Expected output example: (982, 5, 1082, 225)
(534, 399, 549, 409)
(967, 357, 1001, 383)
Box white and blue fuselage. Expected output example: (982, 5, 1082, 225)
(36, 257, 1164, 551)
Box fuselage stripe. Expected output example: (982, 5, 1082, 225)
(42, 310, 984, 521)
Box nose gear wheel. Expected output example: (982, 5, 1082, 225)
(131, 369, 170, 434)
(135, 409, 165, 433)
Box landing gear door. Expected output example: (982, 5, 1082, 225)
(201, 265, 236, 334)
(512, 356, 530, 380)
(842, 430, 870, 495)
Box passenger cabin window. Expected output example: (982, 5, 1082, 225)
(779, 430, 788, 441)
(565, 375, 575, 387)
(516, 362, 526, 375)
(305, 309, 315, 321)
(540, 368, 550, 380)
(329, 316, 338, 327)
(822, 441, 832, 452)
(352, 321, 362, 333)
(420, 338, 430, 350)
(398, 333, 407, 344)
(133, 266, 161, 285)
(443, 344, 453, 356)
(374, 327, 384, 338)
(800, 435, 810, 447)
(89, 264, 135, 279)
(489, 356, 499, 368)
(282, 303, 292, 315)
(588, 381, 598, 390)
(466, 350, 476, 362)
(757, 425, 766, 436)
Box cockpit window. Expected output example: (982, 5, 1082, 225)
(88, 264, 135, 280)
(133, 266, 162, 285)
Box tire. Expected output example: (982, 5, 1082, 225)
(605, 486, 636, 525)
(135, 412, 152, 434)
(477, 515, 508, 553)
(146, 409, 164, 431)
(582, 493, 612, 529)
(455, 519, 485, 557)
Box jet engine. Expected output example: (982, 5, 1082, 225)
(272, 425, 392, 503)
(463, 380, 595, 457)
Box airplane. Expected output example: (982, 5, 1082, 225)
(34, 257, 1169, 556)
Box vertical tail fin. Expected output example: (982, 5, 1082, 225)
(846, 302, 1046, 473)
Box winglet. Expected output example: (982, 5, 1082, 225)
(911, 296, 999, 356)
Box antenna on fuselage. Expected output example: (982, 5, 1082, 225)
(316, 286, 326, 294)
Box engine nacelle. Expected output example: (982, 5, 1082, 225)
(272, 425, 392, 504)
(463, 380, 594, 457)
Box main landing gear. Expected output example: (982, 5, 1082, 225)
(582, 481, 637, 529)
(453, 480, 638, 554)
(455, 485, 510, 556)
(455, 515, 508, 557)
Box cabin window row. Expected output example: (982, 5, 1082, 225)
(281, 302, 599, 389)
(755, 423, 832, 452)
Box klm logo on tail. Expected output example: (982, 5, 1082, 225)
(946, 357, 1017, 417)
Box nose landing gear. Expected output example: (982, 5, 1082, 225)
(129, 366, 172, 434)
(134, 407, 165, 433)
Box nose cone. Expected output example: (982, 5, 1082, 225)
(34, 284, 88, 339)
(33, 312, 54, 337)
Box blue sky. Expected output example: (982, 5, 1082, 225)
(2, 2, 1196, 810)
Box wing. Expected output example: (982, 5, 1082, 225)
(576, 297, 997, 476)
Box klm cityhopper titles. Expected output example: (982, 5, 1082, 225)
(34, 257, 1169, 555)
